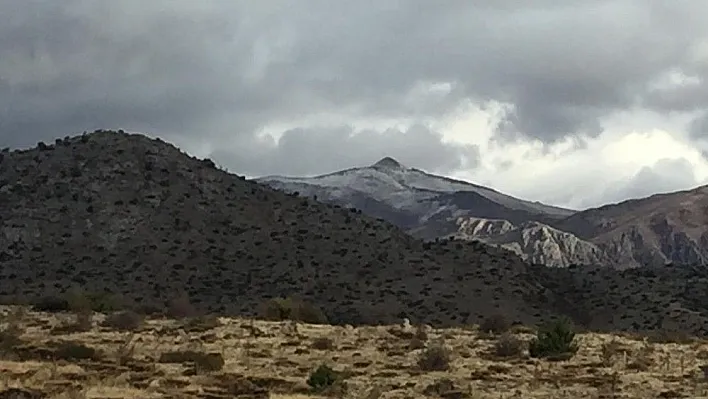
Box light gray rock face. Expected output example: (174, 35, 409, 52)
(449, 218, 610, 268)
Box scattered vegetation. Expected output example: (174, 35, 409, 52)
(627, 341, 655, 371)
(307, 364, 342, 392)
(260, 296, 328, 324)
(648, 329, 695, 344)
(32, 296, 70, 313)
(600, 339, 624, 367)
(53, 341, 101, 361)
(158, 350, 225, 373)
(528, 317, 578, 360)
(480, 314, 511, 335)
(0, 307, 24, 356)
(102, 310, 144, 331)
(166, 295, 198, 319)
(114, 336, 136, 366)
(33, 290, 124, 314)
(181, 314, 221, 333)
(494, 332, 525, 358)
(417, 343, 451, 371)
(0, 306, 704, 397)
(311, 337, 335, 350)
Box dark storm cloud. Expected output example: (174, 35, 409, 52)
(1, 0, 707, 175)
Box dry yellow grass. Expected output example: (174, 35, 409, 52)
(1, 306, 708, 398)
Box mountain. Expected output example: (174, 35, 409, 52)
(555, 186, 708, 268)
(257, 158, 708, 269)
(0, 130, 559, 327)
(4, 130, 708, 336)
(257, 158, 600, 267)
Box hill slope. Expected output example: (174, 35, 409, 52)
(3, 130, 708, 335)
(0, 130, 559, 327)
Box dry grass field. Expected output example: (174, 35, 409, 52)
(1, 306, 708, 399)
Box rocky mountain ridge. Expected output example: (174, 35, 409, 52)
(258, 158, 708, 269)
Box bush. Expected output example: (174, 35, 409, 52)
(158, 350, 224, 373)
(102, 310, 144, 331)
(311, 337, 334, 350)
(480, 314, 510, 335)
(417, 344, 451, 371)
(307, 364, 340, 391)
(66, 290, 123, 313)
(181, 315, 221, 333)
(33, 296, 70, 313)
(167, 295, 197, 319)
(34, 291, 124, 314)
(528, 317, 578, 359)
(0, 327, 22, 353)
(260, 297, 328, 324)
(51, 308, 93, 335)
(494, 332, 525, 358)
(53, 342, 100, 361)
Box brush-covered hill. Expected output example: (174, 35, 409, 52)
(0, 130, 559, 327)
(2, 130, 708, 336)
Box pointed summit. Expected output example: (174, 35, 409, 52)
(372, 156, 404, 169)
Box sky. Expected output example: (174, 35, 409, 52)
(2, 1, 708, 210)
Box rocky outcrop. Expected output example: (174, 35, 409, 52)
(450, 218, 610, 267)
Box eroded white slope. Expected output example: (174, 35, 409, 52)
(450, 217, 609, 267)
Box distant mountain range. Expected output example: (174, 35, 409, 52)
(257, 157, 708, 269)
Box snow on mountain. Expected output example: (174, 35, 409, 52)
(255, 157, 601, 267)
(257, 157, 575, 218)
(256, 157, 708, 269)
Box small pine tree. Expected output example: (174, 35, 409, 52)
(528, 317, 578, 359)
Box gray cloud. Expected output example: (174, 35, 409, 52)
(212, 124, 479, 177)
(1, 0, 707, 177)
(592, 158, 700, 207)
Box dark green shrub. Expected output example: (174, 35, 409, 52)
(307, 364, 340, 391)
(528, 317, 578, 359)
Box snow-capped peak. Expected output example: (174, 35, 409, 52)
(372, 157, 405, 169)
(256, 160, 575, 218)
